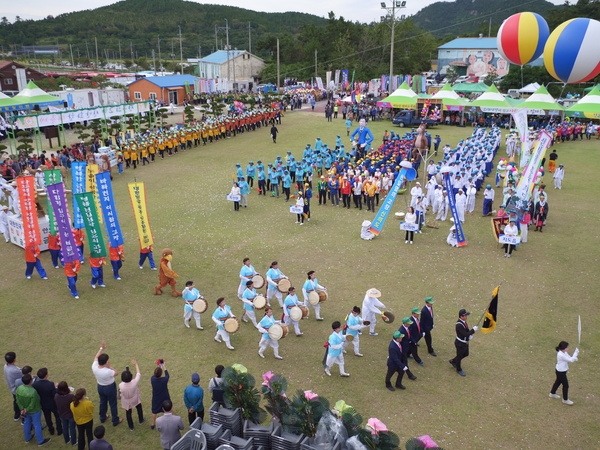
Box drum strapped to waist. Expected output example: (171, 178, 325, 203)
(277, 278, 291, 293)
(289, 306, 302, 322)
(345, 333, 355, 341)
(224, 317, 240, 334)
(192, 298, 208, 313)
(252, 274, 265, 289)
(308, 291, 320, 306)
(268, 323, 289, 340)
(318, 290, 328, 302)
(253, 295, 267, 310)
(299, 305, 309, 318)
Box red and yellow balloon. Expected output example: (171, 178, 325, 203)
(497, 12, 550, 66)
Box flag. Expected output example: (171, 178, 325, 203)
(481, 286, 499, 334)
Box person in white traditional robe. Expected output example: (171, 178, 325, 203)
(466, 183, 477, 214)
(436, 191, 449, 221)
(455, 189, 466, 223)
(553, 164, 564, 189)
(361, 288, 386, 336)
(410, 182, 422, 208)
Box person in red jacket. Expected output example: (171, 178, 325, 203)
(109, 244, 124, 280)
(47, 233, 62, 269)
(25, 242, 48, 280)
(72, 228, 85, 264)
(64, 260, 80, 299)
(89, 255, 106, 288)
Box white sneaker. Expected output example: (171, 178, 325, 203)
(91, 285, 96, 289)
(184, 322, 190, 328)
(340, 373, 350, 377)
(300, 223, 304, 226)
(295, 221, 300, 224)
(99, 284, 106, 288)
(549, 393, 560, 399)
(214, 337, 222, 343)
(355, 353, 364, 357)
(405, 240, 408, 244)
(227, 346, 235, 351)
(275, 355, 283, 360)
(324, 368, 331, 376)
(562, 399, 573, 405)
(74, 296, 79, 299)
(258, 352, 264, 358)
(151, 267, 157, 271)
(410, 241, 413, 244)
(197, 326, 204, 330)
(139, 266, 143, 270)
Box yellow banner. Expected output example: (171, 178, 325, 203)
(128, 182, 153, 248)
(86, 164, 103, 224)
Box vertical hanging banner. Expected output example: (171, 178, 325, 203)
(86, 164, 103, 224)
(47, 182, 80, 263)
(128, 181, 154, 248)
(443, 170, 467, 247)
(74, 192, 107, 257)
(516, 131, 552, 203)
(16, 175, 41, 245)
(44, 170, 62, 236)
(511, 108, 529, 167)
(71, 162, 87, 228)
(96, 172, 124, 247)
(369, 161, 416, 236)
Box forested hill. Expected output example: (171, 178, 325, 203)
(0, 0, 327, 58)
(411, 0, 558, 37)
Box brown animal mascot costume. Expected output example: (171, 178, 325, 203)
(154, 248, 181, 296)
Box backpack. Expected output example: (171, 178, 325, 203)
(210, 377, 224, 404)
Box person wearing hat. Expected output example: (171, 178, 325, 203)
(420, 297, 436, 356)
(408, 308, 424, 365)
(553, 164, 564, 189)
(449, 309, 478, 376)
(502, 218, 519, 258)
(361, 288, 386, 336)
(344, 306, 367, 357)
(324, 321, 349, 377)
(257, 165, 266, 196)
(0, 205, 9, 243)
(548, 149, 558, 173)
(183, 373, 204, 425)
(385, 331, 408, 391)
(398, 317, 419, 379)
(410, 182, 422, 208)
(246, 161, 256, 188)
(482, 184, 494, 216)
(533, 193, 549, 232)
(238, 178, 250, 208)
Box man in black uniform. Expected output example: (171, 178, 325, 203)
(449, 309, 478, 376)
(420, 297, 436, 356)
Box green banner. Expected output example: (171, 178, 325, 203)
(74, 192, 107, 257)
(44, 170, 63, 236)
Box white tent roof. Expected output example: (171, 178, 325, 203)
(519, 82, 541, 94)
(0, 91, 9, 99)
(432, 83, 461, 100)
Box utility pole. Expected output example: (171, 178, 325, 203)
(118, 40, 122, 63)
(248, 22, 251, 54)
(276, 38, 280, 90)
(157, 35, 162, 74)
(315, 49, 317, 79)
(225, 19, 230, 86)
(130, 41, 134, 62)
(85, 40, 90, 62)
(94, 36, 99, 69)
(70, 44, 75, 68)
(152, 49, 156, 76)
(179, 25, 183, 70)
(215, 25, 218, 51)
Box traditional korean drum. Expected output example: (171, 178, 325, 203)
(252, 274, 265, 289)
(268, 324, 289, 340)
(253, 295, 266, 310)
(192, 298, 208, 313)
(308, 291, 320, 305)
(277, 278, 291, 293)
(289, 306, 303, 322)
(224, 318, 240, 334)
(318, 290, 328, 302)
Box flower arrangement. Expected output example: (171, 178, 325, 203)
(356, 417, 400, 450)
(221, 365, 266, 424)
(260, 371, 290, 423)
(284, 389, 330, 438)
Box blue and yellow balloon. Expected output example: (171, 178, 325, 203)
(544, 18, 600, 83)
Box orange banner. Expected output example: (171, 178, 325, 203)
(16, 175, 41, 245)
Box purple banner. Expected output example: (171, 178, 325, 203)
(443, 172, 467, 247)
(46, 182, 81, 263)
(96, 172, 124, 247)
(71, 162, 87, 228)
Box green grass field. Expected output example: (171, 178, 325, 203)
(1, 108, 599, 449)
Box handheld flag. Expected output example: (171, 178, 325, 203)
(480, 286, 499, 334)
(578, 315, 581, 345)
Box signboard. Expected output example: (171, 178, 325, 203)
(8, 214, 50, 250)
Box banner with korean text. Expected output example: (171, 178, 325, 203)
(443, 172, 467, 247)
(96, 172, 124, 247)
(516, 130, 552, 203)
(16, 176, 41, 245)
(44, 170, 62, 236)
(86, 164, 102, 224)
(46, 182, 80, 263)
(71, 162, 87, 229)
(128, 182, 154, 248)
(74, 192, 107, 257)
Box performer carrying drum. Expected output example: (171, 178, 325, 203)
(211, 298, 236, 350)
(283, 287, 303, 336)
(265, 261, 288, 308)
(241, 280, 259, 327)
(362, 288, 386, 336)
(238, 257, 259, 300)
(302, 270, 325, 321)
(344, 306, 367, 357)
(182, 280, 204, 330)
(257, 307, 284, 360)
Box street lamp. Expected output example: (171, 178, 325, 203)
(381, 0, 407, 93)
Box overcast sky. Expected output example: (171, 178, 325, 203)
(5, 0, 563, 25)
